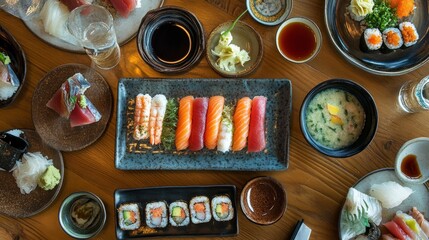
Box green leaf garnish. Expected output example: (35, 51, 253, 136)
(221, 9, 248, 37)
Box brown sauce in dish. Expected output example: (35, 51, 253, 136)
(278, 22, 316, 61)
(401, 154, 422, 179)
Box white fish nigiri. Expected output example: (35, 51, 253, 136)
(369, 181, 413, 209)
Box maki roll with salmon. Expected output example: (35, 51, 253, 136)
(383, 28, 403, 50)
(399, 22, 419, 47)
(190, 196, 211, 224)
(169, 201, 190, 227)
(145, 201, 168, 228)
(363, 28, 383, 51)
(211, 195, 234, 222)
(117, 203, 141, 230)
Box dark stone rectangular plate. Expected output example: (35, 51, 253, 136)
(115, 78, 291, 171)
(114, 185, 237, 239)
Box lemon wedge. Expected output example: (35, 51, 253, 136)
(330, 115, 343, 125)
(327, 103, 340, 115)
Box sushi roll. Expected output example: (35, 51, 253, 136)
(383, 28, 403, 50)
(145, 201, 168, 228)
(169, 201, 190, 227)
(190, 196, 211, 224)
(211, 195, 234, 222)
(117, 203, 141, 230)
(363, 28, 383, 51)
(399, 22, 419, 47)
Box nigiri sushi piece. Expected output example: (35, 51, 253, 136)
(133, 94, 152, 140)
(247, 96, 267, 152)
(59, 0, 93, 11)
(217, 105, 233, 153)
(69, 94, 101, 127)
(109, 0, 137, 18)
(410, 207, 429, 237)
(148, 94, 167, 145)
(204, 96, 225, 149)
(369, 181, 413, 209)
(189, 98, 209, 151)
(175, 96, 194, 151)
(232, 97, 252, 151)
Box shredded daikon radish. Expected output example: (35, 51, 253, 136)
(12, 152, 52, 194)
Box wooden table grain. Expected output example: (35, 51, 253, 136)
(1, 0, 428, 239)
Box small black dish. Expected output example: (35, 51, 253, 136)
(0, 25, 26, 108)
(300, 79, 378, 158)
(136, 6, 205, 74)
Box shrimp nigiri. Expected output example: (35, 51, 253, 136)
(232, 97, 252, 151)
(204, 96, 225, 149)
(149, 94, 167, 145)
(175, 96, 194, 151)
(133, 94, 152, 140)
(217, 105, 233, 153)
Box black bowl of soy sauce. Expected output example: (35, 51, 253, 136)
(137, 6, 205, 73)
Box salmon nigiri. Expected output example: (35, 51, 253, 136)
(189, 97, 209, 151)
(232, 97, 252, 151)
(247, 96, 267, 152)
(175, 96, 194, 151)
(204, 96, 225, 149)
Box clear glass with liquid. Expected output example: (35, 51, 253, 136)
(398, 75, 429, 113)
(67, 5, 120, 69)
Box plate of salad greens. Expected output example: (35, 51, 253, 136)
(325, 0, 429, 76)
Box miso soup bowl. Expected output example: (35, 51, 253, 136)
(299, 79, 378, 158)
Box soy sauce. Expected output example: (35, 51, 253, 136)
(278, 22, 316, 61)
(401, 154, 422, 179)
(151, 22, 192, 64)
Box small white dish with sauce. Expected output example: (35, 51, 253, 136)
(395, 137, 429, 185)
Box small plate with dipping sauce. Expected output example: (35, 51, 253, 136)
(207, 20, 263, 78)
(276, 17, 322, 63)
(300, 79, 378, 158)
(137, 6, 205, 74)
(240, 176, 287, 225)
(59, 192, 106, 239)
(395, 137, 429, 185)
(246, 0, 292, 26)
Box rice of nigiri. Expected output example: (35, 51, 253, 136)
(369, 181, 413, 209)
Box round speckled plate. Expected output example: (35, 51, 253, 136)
(116, 78, 291, 171)
(246, 0, 292, 26)
(32, 64, 112, 151)
(0, 129, 64, 218)
(338, 168, 429, 239)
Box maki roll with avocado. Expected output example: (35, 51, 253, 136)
(190, 196, 211, 224)
(145, 201, 168, 228)
(169, 201, 190, 227)
(118, 203, 141, 230)
(211, 195, 234, 221)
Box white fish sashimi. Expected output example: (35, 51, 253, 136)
(12, 152, 53, 194)
(369, 181, 413, 209)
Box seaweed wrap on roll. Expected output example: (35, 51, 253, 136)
(145, 201, 168, 228)
(363, 28, 383, 51)
(399, 22, 419, 47)
(383, 28, 403, 50)
(117, 203, 141, 230)
(169, 201, 190, 227)
(190, 196, 211, 224)
(211, 195, 234, 221)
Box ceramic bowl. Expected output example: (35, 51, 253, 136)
(206, 20, 263, 78)
(276, 17, 322, 63)
(240, 176, 287, 225)
(137, 6, 205, 74)
(395, 137, 429, 184)
(59, 192, 106, 239)
(300, 79, 378, 158)
(246, 0, 292, 26)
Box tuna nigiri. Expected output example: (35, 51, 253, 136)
(175, 96, 194, 151)
(217, 105, 233, 153)
(247, 96, 267, 152)
(133, 94, 151, 140)
(109, 0, 137, 18)
(204, 96, 225, 149)
(148, 94, 167, 145)
(232, 97, 252, 151)
(189, 98, 209, 151)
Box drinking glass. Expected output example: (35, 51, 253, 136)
(398, 75, 429, 113)
(67, 5, 120, 69)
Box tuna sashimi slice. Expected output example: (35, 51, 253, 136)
(189, 97, 208, 151)
(109, 0, 136, 17)
(46, 87, 69, 118)
(384, 221, 409, 240)
(69, 95, 101, 127)
(59, 0, 93, 11)
(247, 96, 267, 152)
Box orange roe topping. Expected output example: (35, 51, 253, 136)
(386, 31, 401, 45)
(390, 0, 415, 18)
(368, 34, 382, 45)
(151, 207, 163, 217)
(402, 26, 417, 42)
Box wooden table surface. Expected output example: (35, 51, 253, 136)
(1, 0, 428, 239)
